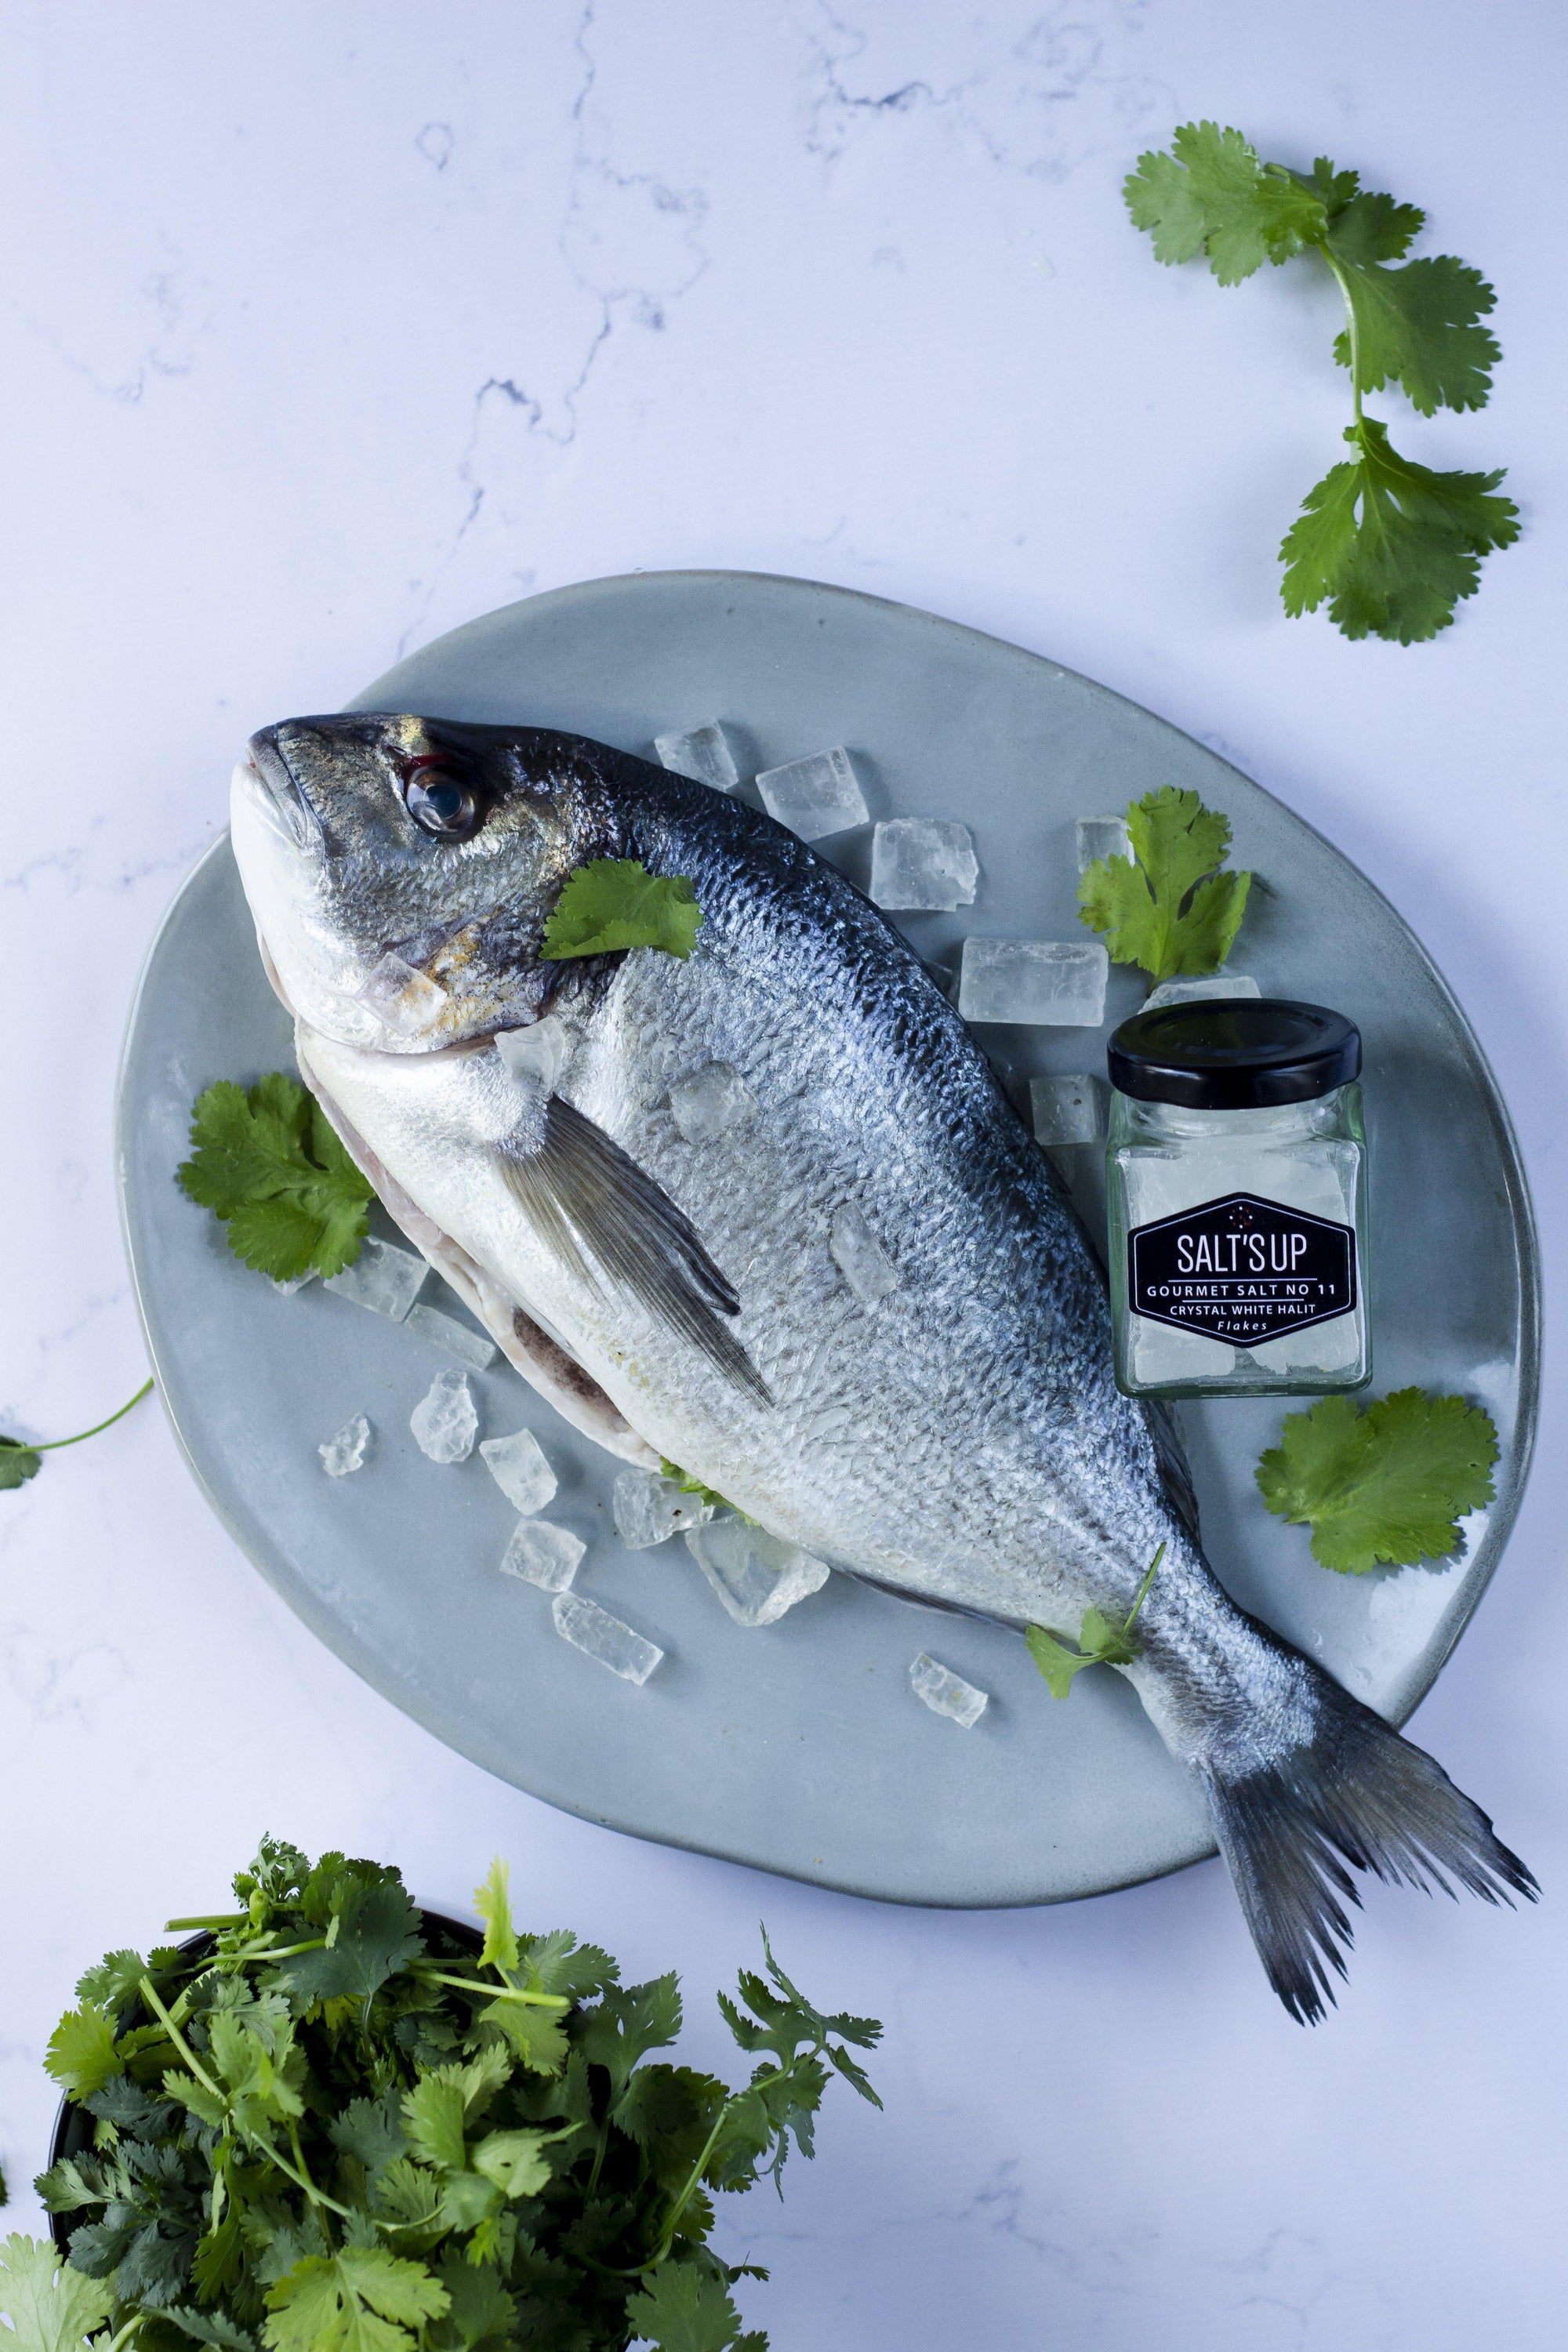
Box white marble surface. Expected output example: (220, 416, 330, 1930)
(3, 2, 1566, 2342)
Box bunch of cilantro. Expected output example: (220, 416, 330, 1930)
(16, 1839, 879, 2352)
(1126, 122, 1518, 641)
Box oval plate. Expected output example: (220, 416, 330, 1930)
(118, 573, 1539, 1907)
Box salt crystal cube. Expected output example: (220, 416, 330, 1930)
(755, 746, 868, 841)
(869, 818, 978, 912)
(909, 1652, 989, 1728)
(669, 1062, 757, 1144)
(957, 938, 1109, 1027)
(1142, 973, 1261, 1010)
(684, 1519, 830, 1628)
(318, 1414, 372, 1477)
(359, 951, 448, 1041)
(409, 1367, 478, 1464)
(613, 1467, 714, 1550)
(1030, 1074, 1109, 1148)
(501, 1516, 583, 1592)
(481, 1427, 558, 1515)
(497, 1014, 569, 1091)
(1076, 815, 1131, 874)
(323, 1236, 427, 1323)
(654, 721, 741, 793)
(271, 1272, 315, 1298)
(552, 1590, 663, 1682)
(829, 1203, 900, 1307)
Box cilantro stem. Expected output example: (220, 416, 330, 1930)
(105, 2320, 143, 2352)
(165, 1914, 249, 1931)
(1316, 241, 1366, 429)
(1121, 1543, 1165, 1639)
(136, 1975, 224, 2105)
(417, 1968, 568, 2009)
(0, 1377, 154, 1455)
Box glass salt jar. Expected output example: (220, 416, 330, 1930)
(1106, 998, 1369, 1400)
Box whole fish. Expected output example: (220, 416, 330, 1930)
(230, 712, 1533, 2020)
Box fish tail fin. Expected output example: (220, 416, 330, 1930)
(1200, 1666, 1536, 2025)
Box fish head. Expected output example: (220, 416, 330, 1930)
(230, 713, 616, 1049)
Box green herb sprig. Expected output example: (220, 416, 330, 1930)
(0, 1381, 154, 1496)
(1257, 1388, 1498, 1573)
(542, 859, 703, 964)
(1028, 1544, 1164, 1699)
(1077, 788, 1250, 986)
(21, 1838, 880, 2352)
(1125, 122, 1519, 641)
(177, 1075, 375, 1283)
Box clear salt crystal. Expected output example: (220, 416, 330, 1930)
(1142, 973, 1261, 1010)
(755, 746, 868, 841)
(359, 951, 448, 1040)
(323, 1236, 427, 1323)
(684, 1519, 831, 1628)
(500, 1516, 583, 1592)
(405, 1299, 498, 1370)
(552, 1590, 664, 1682)
(669, 1062, 758, 1144)
(271, 1272, 315, 1298)
(481, 1427, 558, 1515)
(909, 1652, 989, 1728)
(869, 818, 978, 912)
(318, 1414, 372, 1477)
(829, 1203, 900, 1306)
(409, 1367, 478, 1464)
(1030, 1073, 1109, 1148)
(1076, 815, 1131, 874)
(496, 1014, 570, 1091)
(957, 938, 1109, 1027)
(613, 1467, 714, 1550)
(654, 721, 741, 793)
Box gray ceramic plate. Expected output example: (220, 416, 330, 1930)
(118, 572, 1539, 1907)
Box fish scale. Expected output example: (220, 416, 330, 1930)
(234, 710, 1534, 2021)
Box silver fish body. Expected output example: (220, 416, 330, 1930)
(233, 713, 1532, 2019)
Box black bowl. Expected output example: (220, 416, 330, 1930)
(48, 1907, 481, 2256)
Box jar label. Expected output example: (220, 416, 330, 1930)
(1126, 1190, 1356, 1348)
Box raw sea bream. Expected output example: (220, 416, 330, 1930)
(229, 710, 1534, 2021)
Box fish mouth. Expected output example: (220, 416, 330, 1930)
(243, 725, 322, 852)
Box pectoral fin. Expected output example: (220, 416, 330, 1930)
(498, 1096, 771, 1406)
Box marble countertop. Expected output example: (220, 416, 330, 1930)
(4, 4, 1565, 2344)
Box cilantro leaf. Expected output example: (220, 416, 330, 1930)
(575, 1976, 682, 2103)
(1329, 247, 1499, 418)
(1077, 787, 1250, 984)
(0, 1443, 41, 1490)
(276, 1879, 423, 2005)
(469, 2129, 553, 2200)
(42, 2005, 124, 2100)
(178, 1075, 374, 1281)
(1281, 418, 1519, 644)
(625, 2261, 766, 2352)
(0, 2234, 117, 2352)
(1124, 121, 1326, 284)
(1256, 1388, 1499, 1573)
(473, 1860, 517, 1979)
(1125, 122, 1516, 638)
(540, 858, 703, 962)
(263, 2249, 448, 2352)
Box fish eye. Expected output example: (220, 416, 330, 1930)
(404, 759, 481, 840)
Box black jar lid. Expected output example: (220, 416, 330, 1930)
(1107, 998, 1361, 1109)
